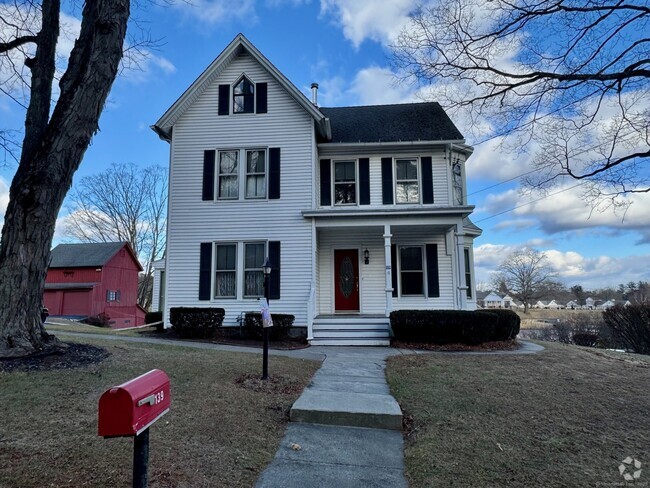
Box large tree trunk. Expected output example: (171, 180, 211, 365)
(0, 0, 130, 358)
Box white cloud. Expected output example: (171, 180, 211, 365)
(482, 184, 650, 244)
(319, 0, 417, 48)
(473, 242, 650, 289)
(172, 0, 257, 25)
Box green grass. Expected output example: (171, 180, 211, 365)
(0, 336, 319, 487)
(386, 342, 650, 487)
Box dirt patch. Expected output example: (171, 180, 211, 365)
(234, 372, 309, 395)
(0, 343, 110, 373)
(391, 339, 519, 352)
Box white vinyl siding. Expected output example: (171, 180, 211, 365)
(164, 52, 315, 327)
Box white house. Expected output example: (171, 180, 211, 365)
(151, 34, 481, 345)
(482, 292, 505, 308)
(597, 299, 616, 310)
(585, 297, 596, 309)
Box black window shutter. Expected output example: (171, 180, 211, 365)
(381, 157, 393, 204)
(426, 244, 440, 298)
(391, 244, 398, 297)
(359, 158, 370, 205)
(320, 159, 332, 206)
(202, 150, 215, 201)
(256, 83, 267, 114)
(421, 156, 434, 204)
(268, 241, 281, 299)
(199, 242, 212, 300)
(269, 147, 281, 199)
(218, 84, 230, 115)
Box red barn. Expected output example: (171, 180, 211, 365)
(43, 242, 146, 328)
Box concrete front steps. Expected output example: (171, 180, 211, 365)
(310, 315, 390, 346)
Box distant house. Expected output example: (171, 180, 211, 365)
(483, 292, 505, 308)
(585, 297, 595, 310)
(43, 242, 146, 328)
(502, 295, 514, 308)
(597, 299, 615, 310)
(566, 300, 580, 310)
(547, 300, 564, 310)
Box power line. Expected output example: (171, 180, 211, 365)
(474, 182, 587, 224)
(467, 164, 553, 197)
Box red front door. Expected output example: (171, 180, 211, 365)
(334, 249, 360, 312)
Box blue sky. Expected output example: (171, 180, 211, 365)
(1, 0, 649, 290)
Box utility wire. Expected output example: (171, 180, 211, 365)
(474, 182, 587, 224)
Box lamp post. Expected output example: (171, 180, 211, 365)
(262, 257, 272, 380)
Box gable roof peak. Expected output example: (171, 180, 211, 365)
(152, 33, 330, 142)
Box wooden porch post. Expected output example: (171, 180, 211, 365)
(455, 221, 468, 310)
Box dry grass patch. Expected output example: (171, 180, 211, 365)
(0, 336, 319, 487)
(46, 322, 156, 336)
(386, 342, 649, 487)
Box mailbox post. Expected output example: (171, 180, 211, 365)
(98, 369, 171, 488)
(262, 257, 272, 380)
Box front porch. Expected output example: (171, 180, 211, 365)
(311, 314, 391, 346)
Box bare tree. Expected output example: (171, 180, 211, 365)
(0, 1, 130, 358)
(392, 1, 650, 203)
(493, 248, 556, 313)
(64, 163, 167, 309)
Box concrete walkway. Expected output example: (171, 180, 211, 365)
(255, 347, 407, 488)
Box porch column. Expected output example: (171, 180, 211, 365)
(455, 221, 468, 310)
(383, 224, 393, 317)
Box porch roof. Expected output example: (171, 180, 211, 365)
(303, 206, 474, 226)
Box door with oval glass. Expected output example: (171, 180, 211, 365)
(334, 249, 360, 312)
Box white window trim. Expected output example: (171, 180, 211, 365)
(216, 149, 240, 200)
(332, 159, 358, 206)
(232, 73, 256, 115)
(214, 242, 238, 299)
(215, 148, 268, 202)
(397, 245, 427, 297)
(242, 241, 267, 299)
(394, 157, 421, 204)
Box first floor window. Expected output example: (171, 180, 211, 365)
(400, 246, 424, 296)
(395, 158, 419, 203)
(218, 150, 239, 199)
(245, 150, 266, 198)
(244, 242, 265, 297)
(215, 244, 237, 297)
(106, 290, 120, 302)
(334, 160, 356, 204)
(464, 248, 472, 298)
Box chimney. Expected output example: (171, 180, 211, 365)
(311, 82, 319, 106)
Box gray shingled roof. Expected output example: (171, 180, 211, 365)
(49, 242, 128, 268)
(319, 102, 464, 143)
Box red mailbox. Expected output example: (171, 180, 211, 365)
(98, 369, 171, 438)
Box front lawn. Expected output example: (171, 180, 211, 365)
(386, 342, 649, 487)
(45, 321, 156, 336)
(0, 337, 319, 487)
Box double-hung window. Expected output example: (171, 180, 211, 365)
(244, 242, 265, 298)
(400, 246, 424, 296)
(395, 159, 419, 203)
(334, 160, 356, 205)
(218, 150, 239, 199)
(245, 150, 266, 198)
(233, 77, 254, 113)
(464, 248, 472, 298)
(215, 244, 237, 298)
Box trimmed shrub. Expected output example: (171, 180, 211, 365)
(486, 309, 521, 340)
(390, 310, 504, 345)
(572, 332, 599, 347)
(82, 313, 111, 328)
(170, 307, 225, 339)
(243, 312, 295, 341)
(145, 311, 163, 324)
(603, 304, 650, 355)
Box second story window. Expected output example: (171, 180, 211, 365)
(334, 160, 356, 205)
(233, 76, 254, 113)
(395, 158, 419, 203)
(245, 150, 266, 198)
(218, 150, 239, 199)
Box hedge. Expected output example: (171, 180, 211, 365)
(603, 304, 650, 355)
(170, 307, 225, 339)
(243, 312, 295, 341)
(390, 309, 519, 345)
(145, 311, 163, 324)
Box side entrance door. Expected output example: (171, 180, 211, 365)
(334, 249, 360, 312)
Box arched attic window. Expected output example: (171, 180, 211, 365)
(233, 76, 254, 113)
